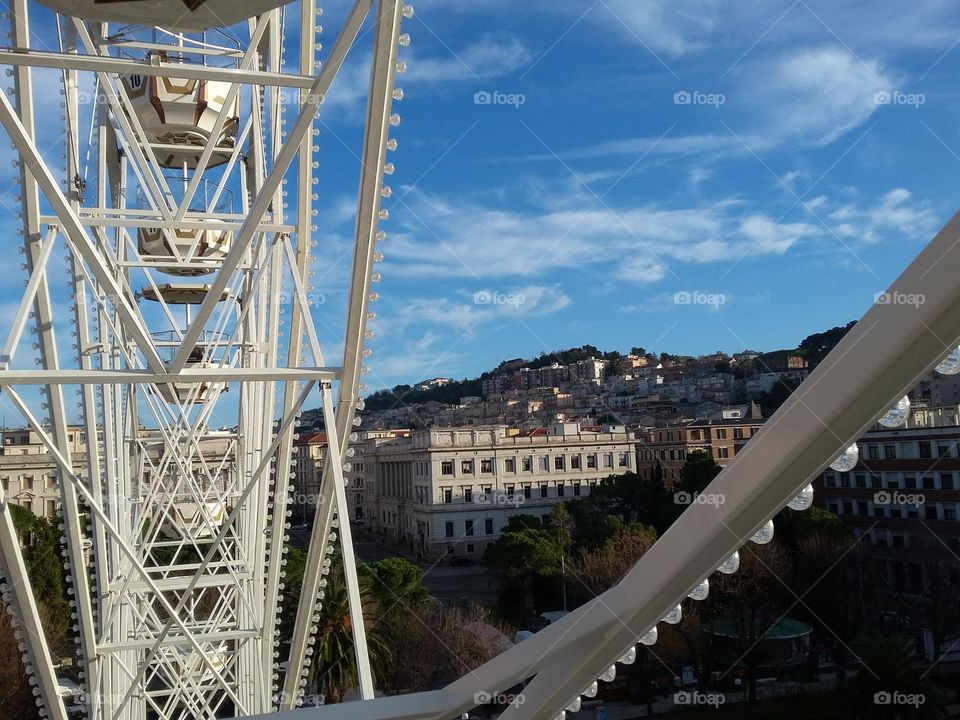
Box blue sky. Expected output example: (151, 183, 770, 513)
(2, 0, 960, 419)
(308, 0, 960, 391)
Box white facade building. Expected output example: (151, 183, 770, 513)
(363, 423, 636, 560)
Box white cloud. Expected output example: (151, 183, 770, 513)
(388, 284, 571, 333)
(735, 47, 892, 147)
(406, 36, 534, 84)
(829, 188, 937, 244)
(597, 0, 724, 56)
(388, 189, 818, 282)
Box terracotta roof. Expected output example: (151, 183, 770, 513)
(294, 431, 327, 446)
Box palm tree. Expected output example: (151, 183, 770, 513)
(308, 563, 392, 703)
(844, 637, 947, 719)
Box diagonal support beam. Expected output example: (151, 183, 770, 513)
(0, 226, 57, 369)
(282, 0, 404, 708)
(0, 90, 166, 373)
(170, 0, 374, 373)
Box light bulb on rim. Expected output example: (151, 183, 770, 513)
(829, 443, 859, 472)
(878, 395, 910, 428)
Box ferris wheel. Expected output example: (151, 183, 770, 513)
(0, 2, 957, 720)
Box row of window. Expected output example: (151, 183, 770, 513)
(437, 479, 598, 504)
(825, 471, 960, 491)
(438, 452, 630, 477)
(653, 446, 731, 461)
(654, 426, 755, 443)
(827, 497, 957, 521)
(0, 475, 55, 492)
(853, 440, 960, 461)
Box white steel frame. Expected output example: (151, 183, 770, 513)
(0, 1, 406, 718)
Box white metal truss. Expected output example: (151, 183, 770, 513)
(0, 1, 408, 718)
(0, 3, 958, 720)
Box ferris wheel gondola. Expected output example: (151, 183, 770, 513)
(35, 0, 296, 31)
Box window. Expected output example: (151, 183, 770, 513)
(443, 488, 453, 504)
(923, 476, 935, 490)
(824, 473, 836, 488)
(734, 428, 744, 440)
(884, 444, 897, 459)
(461, 459, 474, 475)
(840, 473, 851, 488)
(540, 484, 548, 498)
(557, 483, 565, 497)
(571, 455, 581, 469)
(855, 473, 867, 489)
(463, 487, 473, 503)
(939, 444, 952, 459)
(441, 461, 454, 476)
(445, 521, 454, 538)
(587, 454, 597, 469)
(522, 456, 533, 472)
(919, 441, 932, 459)
(22, 476, 33, 491)
(691, 429, 701, 440)
(466, 544, 475, 553)
(465, 520, 474, 536)
(485, 518, 494, 535)
(505, 458, 516, 473)
(945, 505, 957, 521)
(603, 453, 613, 468)
(905, 475, 916, 489)
(925, 505, 938, 520)
(481, 458, 493, 474)
(554, 456, 565, 470)
(505, 484, 515, 496)
(715, 429, 727, 439)
(540, 456, 550, 471)
(943, 473, 957, 491)
(716, 447, 729, 459)
(523, 485, 532, 499)
(618, 452, 629, 467)
(573, 482, 582, 496)
(868, 444, 880, 460)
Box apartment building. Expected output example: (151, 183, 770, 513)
(635, 403, 765, 484)
(291, 429, 409, 524)
(811, 404, 960, 662)
(362, 423, 635, 560)
(816, 405, 960, 583)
